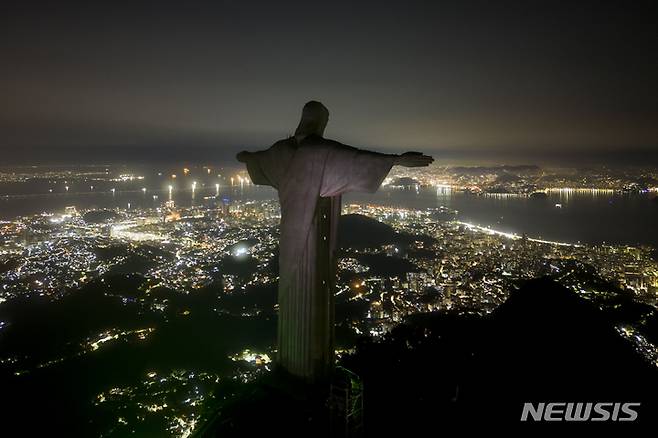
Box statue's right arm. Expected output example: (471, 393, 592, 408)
(236, 145, 286, 188)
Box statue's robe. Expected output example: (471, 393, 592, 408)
(245, 134, 394, 382)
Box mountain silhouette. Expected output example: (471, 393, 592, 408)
(338, 213, 433, 249)
(462, 278, 656, 424)
(201, 278, 657, 435)
(340, 277, 657, 433)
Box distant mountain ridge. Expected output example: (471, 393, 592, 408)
(449, 164, 540, 175)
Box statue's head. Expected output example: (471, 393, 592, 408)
(294, 101, 329, 142)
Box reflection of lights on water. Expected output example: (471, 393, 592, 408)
(546, 187, 616, 202)
(435, 185, 452, 195)
(483, 192, 522, 198)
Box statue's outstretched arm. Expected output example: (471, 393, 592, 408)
(393, 151, 434, 167)
(236, 151, 253, 163)
(319, 141, 433, 196)
(334, 141, 434, 168)
(236, 142, 295, 189)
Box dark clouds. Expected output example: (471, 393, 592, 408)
(1, 1, 656, 164)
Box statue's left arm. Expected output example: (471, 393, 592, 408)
(320, 141, 433, 197)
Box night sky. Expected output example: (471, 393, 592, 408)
(1, 1, 656, 164)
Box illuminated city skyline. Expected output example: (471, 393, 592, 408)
(1, 1, 657, 434)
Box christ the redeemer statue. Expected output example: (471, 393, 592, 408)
(237, 101, 433, 383)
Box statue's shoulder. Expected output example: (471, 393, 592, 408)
(296, 136, 333, 156)
(299, 135, 346, 149)
(302, 136, 357, 153)
(270, 138, 297, 151)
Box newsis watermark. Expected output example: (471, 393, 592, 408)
(521, 402, 640, 422)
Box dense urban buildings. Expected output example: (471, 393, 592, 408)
(2, 0, 656, 434)
(1, 164, 657, 436)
